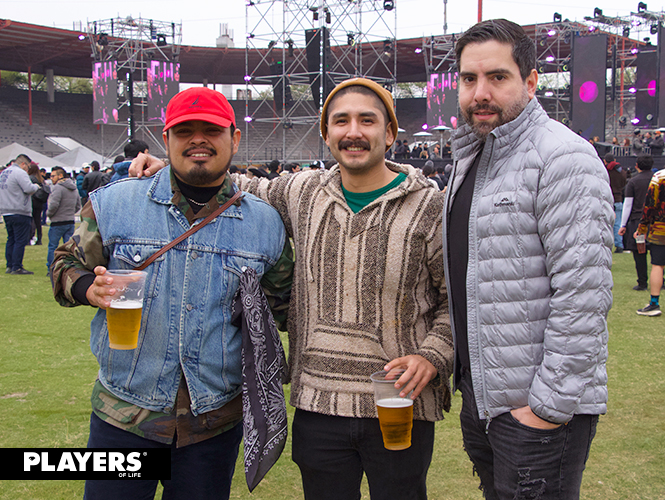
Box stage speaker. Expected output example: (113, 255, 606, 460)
(305, 28, 334, 106)
(570, 34, 607, 140)
(269, 62, 292, 112)
(635, 48, 658, 128)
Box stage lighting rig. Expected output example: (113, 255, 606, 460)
(638, 2, 647, 13)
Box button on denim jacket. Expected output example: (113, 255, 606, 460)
(88, 168, 287, 416)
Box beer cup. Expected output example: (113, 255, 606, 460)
(636, 234, 647, 254)
(370, 370, 414, 451)
(105, 270, 147, 350)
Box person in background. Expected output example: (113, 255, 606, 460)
(603, 153, 627, 253)
(110, 140, 150, 182)
(81, 161, 104, 197)
(27, 162, 49, 246)
(77, 163, 90, 205)
(0, 154, 39, 274)
(619, 155, 656, 291)
(46, 167, 80, 276)
(634, 167, 665, 316)
(649, 130, 664, 156)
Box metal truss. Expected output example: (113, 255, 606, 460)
(422, 17, 655, 138)
(243, 0, 397, 164)
(87, 17, 182, 157)
(584, 8, 664, 136)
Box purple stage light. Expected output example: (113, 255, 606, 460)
(648, 80, 657, 97)
(579, 81, 599, 103)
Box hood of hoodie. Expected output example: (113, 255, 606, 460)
(58, 178, 77, 191)
(606, 160, 621, 171)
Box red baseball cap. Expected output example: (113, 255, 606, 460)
(163, 87, 236, 131)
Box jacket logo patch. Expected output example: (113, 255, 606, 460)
(494, 197, 515, 208)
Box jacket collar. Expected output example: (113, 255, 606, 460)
(452, 97, 546, 162)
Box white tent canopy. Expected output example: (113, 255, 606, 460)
(0, 143, 67, 172)
(53, 146, 108, 172)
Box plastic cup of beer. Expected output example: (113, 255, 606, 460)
(105, 269, 147, 350)
(636, 234, 647, 254)
(370, 370, 414, 451)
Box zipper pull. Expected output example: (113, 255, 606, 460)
(484, 411, 492, 434)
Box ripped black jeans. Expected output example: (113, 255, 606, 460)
(458, 371, 598, 500)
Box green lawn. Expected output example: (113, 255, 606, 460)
(0, 229, 663, 499)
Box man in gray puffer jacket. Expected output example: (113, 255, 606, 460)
(443, 19, 613, 500)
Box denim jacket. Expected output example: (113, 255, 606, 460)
(88, 168, 287, 416)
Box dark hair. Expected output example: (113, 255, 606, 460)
(124, 139, 150, 159)
(90, 161, 100, 171)
(604, 153, 615, 163)
(15, 153, 32, 166)
(268, 159, 281, 173)
(27, 162, 41, 178)
(455, 19, 536, 81)
(113, 155, 125, 164)
(636, 155, 654, 171)
(52, 166, 66, 176)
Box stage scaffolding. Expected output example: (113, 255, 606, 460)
(243, 0, 397, 164)
(87, 17, 182, 159)
(421, 11, 665, 139)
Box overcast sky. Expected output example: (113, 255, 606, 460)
(3, 0, 661, 48)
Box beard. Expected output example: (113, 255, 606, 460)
(463, 87, 530, 142)
(170, 145, 232, 186)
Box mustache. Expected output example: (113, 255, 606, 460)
(467, 103, 502, 115)
(338, 139, 371, 150)
(182, 146, 217, 157)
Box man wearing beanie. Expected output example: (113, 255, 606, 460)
(131, 77, 452, 500)
(52, 87, 293, 500)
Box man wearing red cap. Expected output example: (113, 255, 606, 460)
(51, 87, 293, 499)
(131, 78, 451, 500)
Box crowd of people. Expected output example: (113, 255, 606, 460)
(2, 17, 665, 500)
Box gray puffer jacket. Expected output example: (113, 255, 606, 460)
(443, 98, 614, 424)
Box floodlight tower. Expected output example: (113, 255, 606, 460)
(243, 0, 397, 164)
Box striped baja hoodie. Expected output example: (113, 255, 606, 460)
(234, 161, 453, 421)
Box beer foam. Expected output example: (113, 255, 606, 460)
(377, 397, 413, 408)
(109, 299, 143, 309)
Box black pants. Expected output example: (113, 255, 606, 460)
(292, 409, 434, 500)
(633, 249, 649, 288)
(458, 372, 598, 500)
(83, 413, 242, 500)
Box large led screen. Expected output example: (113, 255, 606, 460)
(427, 71, 459, 129)
(92, 61, 118, 124)
(147, 61, 180, 123)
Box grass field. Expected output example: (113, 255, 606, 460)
(0, 228, 663, 499)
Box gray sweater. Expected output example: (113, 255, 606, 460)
(47, 178, 81, 223)
(0, 164, 39, 217)
(444, 98, 614, 424)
